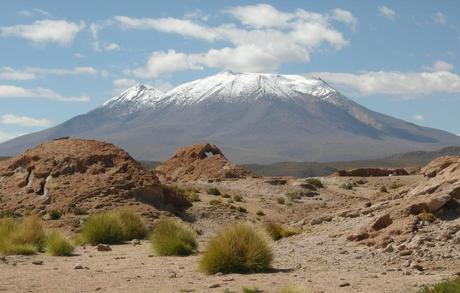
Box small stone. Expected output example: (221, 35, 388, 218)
(97, 244, 111, 252)
(131, 239, 141, 246)
(74, 264, 84, 270)
(399, 250, 412, 256)
(208, 284, 220, 289)
(214, 272, 223, 276)
(222, 277, 234, 282)
(339, 282, 350, 287)
(295, 263, 302, 269)
(168, 271, 177, 278)
(32, 260, 43, 265)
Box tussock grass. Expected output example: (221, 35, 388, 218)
(45, 230, 75, 256)
(0, 215, 45, 255)
(199, 223, 273, 274)
(265, 222, 301, 241)
(81, 213, 124, 245)
(417, 277, 460, 293)
(48, 210, 62, 220)
(116, 208, 148, 240)
(150, 219, 197, 256)
(207, 187, 221, 196)
(305, 178, 323, 188)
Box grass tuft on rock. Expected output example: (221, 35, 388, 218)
(150, 219, 198, 256)
(45, 230, 75, 256)
(265, 222, 301, 241)
(199, 222, 273, 274)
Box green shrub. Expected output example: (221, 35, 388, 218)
(419, 211, 435, 222)
(0, 215, 45, 255)
(116, 208, 148, 240)
(48, 210, 62, 220)
(242, 287, 262, 293)
(380, 185, 388, 193)
(46, 230, 75, 256)
(150, 219, 198, 256)
(278, 285, 309, 293)
(256, 210, 265, 216)
(417, 277, 460, 293)
(0, 211, 21, 218)
(265, 222, 301, 241)
(237, 206, 248, 213)
(277, 197, 285, 204)
(305, 178, 323, 188)
(185, 190, 200, 202)
(80, 213, 124, 245)
(340, 182, 354, 190)
(233, 194, 243, 202)
(199, 223, 273, 274)
(207, 187, 221, 196)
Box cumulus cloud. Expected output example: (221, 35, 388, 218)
(117, 4, 353, 77)
(308, 71, 460, 97)
(422, 60, 454, 72)
(432, 12, 447, 24)
(90, 22, 121, 52)
(0, 66, 100, 81)
(379, 6, 396, 20)
(0, 85, 89, 102)
(0, 19, 85, 46)
(0, 114, 52, 127)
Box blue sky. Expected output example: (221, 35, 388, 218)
(1, 0, 460, 142)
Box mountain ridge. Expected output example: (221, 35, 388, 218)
(1, 71, 459, 164)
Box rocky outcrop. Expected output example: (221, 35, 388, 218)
(155, 143, 256, 182)
(0, 138, 190, 223)
(332, 168, 408, 177)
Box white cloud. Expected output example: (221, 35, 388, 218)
(90, 22, 121, 52)
(18, 8, 51, 18)
(432, 12, 447, 24)
(118, 4, 353, 77)
(0, 131, 20, 143)
(0, 85, 89, 102)
(104, 43, 120, 51)
(74, 53, 85, 58)
(113, 78, 138, 88)
(0, 114, 52, 127)
(0, 66, 100, 81)
(413, 115, 424, 121)
(331, 8, 357, 31)
(308, 70, 460, 97)
(422, 60, 454, 72)
(379, 6, 396, 20)
(0, 19, 85, 46)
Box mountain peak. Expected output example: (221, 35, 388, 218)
(102, 83, 164, 113)
(159, 71, 340, 107)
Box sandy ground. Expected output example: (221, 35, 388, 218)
(1, 175, 459, 292)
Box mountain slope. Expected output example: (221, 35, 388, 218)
(1, 71, 459, 163)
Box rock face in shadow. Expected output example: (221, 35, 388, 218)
(332, 168, 409, 177)
(155, 143, 256, 183)
(0, 138, 190, 222)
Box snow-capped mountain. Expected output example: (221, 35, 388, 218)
(102, 84, 163, 114)
(1, 71, 460, 163)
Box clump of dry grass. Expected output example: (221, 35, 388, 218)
(150, 219, 198, 256)
(0, 215, 45, 255)
(199, 223, 273, 274)
(265, 222, 301, 241)
(45, 230, 75, 256)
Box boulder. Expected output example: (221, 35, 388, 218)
(155, 143, 255, 182)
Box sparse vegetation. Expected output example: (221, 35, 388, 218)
(150, 219, 198, 256)
(389, 182, 404, 189)
(199, 223, 273, 274)
(168, 185, 200, 202)
(0, 211, 21, 218)
(45, 230, 75, 256)
(278, 285, 309, 293)
(209, 199, 223, 206)
(207, 187, 221, 196)
(419, 210, 436, 222)
(277, 197, 286, 204)
(380, 185, 388, 193)
(48, 209, 62, 220)
(116, 208, 148, 240)
(222, 193, 231, 198)
(0, 215, 45, 255)
(256, 210, 265, 216)
(417, 277, 460, 293)
(233, 194, 243, 202)
(305, 178, 323, 188)
(237, 206, 248, 213)
(80, 212, 124, 245)
(340, 182, 354, 190)
(242, 287, 262, 293)
(265, 222, 301, 241)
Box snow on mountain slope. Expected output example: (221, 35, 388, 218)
(158, 71, 341, 107)
(102, 84, 164, 114)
